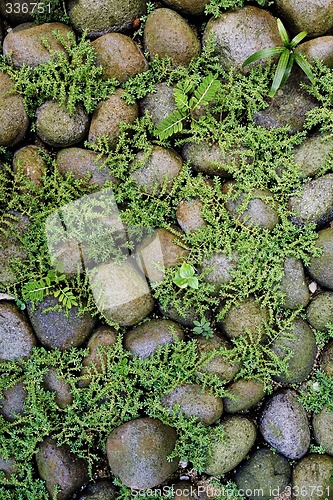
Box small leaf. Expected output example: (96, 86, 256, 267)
(277, 18, 290, 46)
(290, 31, 307, 48)
(280, 53, 294, 87)
(154, 109, 186, 139)
(187, 277, 199, 289)
(174, 88, 189, 113)
(189, 73, 221, 111)
(269, 49, 290, 97)
(179, 262, 195, 279)
(242, 46, 285, 67)
(173, 276, 189, 288)
(294, 52, 315, 84)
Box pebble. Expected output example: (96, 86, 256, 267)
(292, 453, 333, 500)
(0, 71, 29, 147)
(313, 406, 333, 456)
(309, 228, 333, 290)
(275, 0, 333, 37)
(0, 301, 36, 361)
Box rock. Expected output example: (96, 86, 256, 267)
(140, 82, 177, 128)
(161, 0, 209, 15)
(0, 1, 34, 23)
(36, 437, 89, 500)
(161, 384, 223, 425)
(235, 448, 291, 500)
(36, 101, 89, 148)
(92, 33, 148, 82)
(293, 133, 333, 179)
(143, 8, 200, 67)
(0, 72, 29, 147)
(307, 292, 333, 330)
(292, 454, 333, 500)
(160, 301, 207, 328)
(0, 381, 27, 422)
(43, 368, 73, 409)
(0, 213, 29, 284)
(136, 227, 189, 283)
(88, 89, 138, 146)
(259, 389, 310, 459)
(78, 480, 117, 499)
(204, 416, 257, 475)
(254, 69, 318, 134)
(275, 0, 333, 37)
(220, 296, 269, 342)
(182, 141, 236, 177)
(124, 319, 184, 359)
(271, 318, 317, 384)
(203, 6, 281, 72)
(176, 199, 206, 233)
(224, 184, 279, 230)
(3, 22, 74, 67)
(0, 455, 17, 477)
(320, 340, 333, 375)
(280, 257, 310, 309)
(297, 37, 333, 69)
(201, 251, 238, 292)
(68, 0, 146, 38)
(196, 334, 241, 383)
(106, 417, 178, 489)
(288, 174, 333, 226)
(80, 326, 118, 386)
(171, 482, 198, 499)
(309, 228, 333, 289)
(56, 147, 117, 187)
(27, 296, 95, 350)
(90, 260, 154, 326)
(223, 379, 265, 413)
(313, 406, 333, 456)
(13, 145, 47, 188)
(0, 302, 36, 361)
(131, 146, 183, 195)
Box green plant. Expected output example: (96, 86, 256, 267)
(173, 262, 199, 289)
(193, 319, 214, 338)
(242, 18, 315, 97)
(205, 0, 270, 17)
(22, 269, 78, 309)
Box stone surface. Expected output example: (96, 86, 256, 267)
(131, 146, 183, 195)
(56, 147, 117, 187)
(160, 301, 208, 328)
(235, 448, 291, 500)
(68, 0, 146, 37)
(275, 0, 333, 37)
(289, 174, 333, 226)
(313, 406, 333, 456)
(201, 251, 238, 292)
(80, 326, 118, 386)
(0, 381, 27, 422)
(161, 383, 223, 425)
(78, 480, 117, 499)
(0, 455, 17, 478)
(0, 302, 36, 361)
(280, 257, 309, 309)
(196, 334, 241, 383)
(320, 340, 333, 375)
(176, 199, 206, 233)
(260, 390, 310, 460)
(204, 416, 257, 475)
(171, 482, 198, 499)
(92, 33, 148, 82)
(203, 6, 281, 72)
(293, 133, 333, 179)
(0, 71, 29, 147)
(27, 296, 95, 350)
(271, 318, 317, 385)
(292, 454, 333, 500)
(0, 213, 29, 284)
(307, 292, 333, 330)
(43, 368, 73, 409)
(140, 83, 177, 129)
(88, 89, 138, 146)
(124, 319, 184, 359)
(36, 437, 89, 500)
(13, 145, 47, 188)
(161, 0, 209, 15)
(36, 101, 89, 148)
(90, 260, 154, 326)
(297, 37, 333, 69)
(220, 296, 269, 341)
(223, 379, 265, 413)
(3, 22, 74, 67)
(309, 228, 333, 289)
(106, 417, 178, 489)
(182, 141, 237, 177)
(144, 8, 201, 67)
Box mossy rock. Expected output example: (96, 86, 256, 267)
(313, 406, 333, 456)
(13, 145, 47, 188)
(161, 0, 210, 15)
(223, 378, 265, 413)
(0, 301, 36, 362)
(296, 37, 333, 69)
(182, 141, 236, 177)
(140, 82, 177, 128)
(320, 340, 333, 376)
(309, 228, 333, 290)
(289, 174, 333, 226)
(78, 480, 117, 499)
(307, 292, 333, 331)
(80, 326, 118, 386)
(280, 257, 309, 309)
(196, 334, 242, 383)
(292, 454, 333, 500)
(275, 0, 333, 37)
(292, 132, 333, 179)
(43, 368, 74, 409)
(0, 71, 29, 147)
(0, 380, 27, 422)
(219, 296, 269, 341)
(176, 199, 206, 233)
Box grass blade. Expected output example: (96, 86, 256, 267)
(277, 18, 289, 46)
(294, 52, 315, 84)
(269, 49, 290, 97)
(290, 31, 308, 48)
(280, 53, 294, 87)
(242, 46, 285, 67)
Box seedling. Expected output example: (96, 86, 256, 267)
(242, 18, 315, 97)
(193, 318, 214, 338)
(173, 262, 199, 289)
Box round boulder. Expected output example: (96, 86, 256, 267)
(219, 296, 269, 342)
(296, 37, 333, 69)
(292, 132, 333, 179)
(0, 380, 27, 422)
(43, 368, 73, 409)
(320, 340, 333, 375)
(36, 101, 89, 148)
(307, 292, 333, 331)
(182, 141, 236, 178)
(280, 257, 309, 309)
(275, 0, 333, 37)
(196, 334, 241, 383)
(0, 72, 29, 147)
(309, 228, 333, 289)
(201, 251, 238, 292)
(80, 326, 118, 386)
(78, 480, 117, 499)
(176, 199, 206, 233)
(223, 379, 265, 414)
(140, 82, 177, 129)
(313, 406, 333, 456)
(260, 389, 310, 460)
(292, 453, 333, 500)
(106, 417, 178, 490)
(13, 145, 47, 188)
(68, 0, 146, 38)
(144, 8, 201, 67)
(161, 0, 209, 15)
(0, 302, 36, 361)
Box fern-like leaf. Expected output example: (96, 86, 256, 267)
(154, 109, 187, 139)
(174, 88, 189, 113)
(189, 73, 221, 111)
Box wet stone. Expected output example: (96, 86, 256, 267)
(13, 145, 47, 188)
(280, 257, 310, 309)
(78, 480, 117, 499)
(0, 301, 36, 361)
(124, 319, 184, 360)
(309, 228, 333, 290)
(106, 417, 178, 490)
(140, 82, 177, 129)
(313, 406, 333, 456)
(161, 0, 209, 15)
(0, 71, 29, 147)
(219, 296, 269, 342)
(176, 199, 206, 233)
(307, 292, 333, 331)
(0, 380, 27, 422)
(292, 453, 333, 500)
(275, 0, 333, 37)
(223, 379, 265, 414)
(43, 368, 73, 409)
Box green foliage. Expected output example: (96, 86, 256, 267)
(299, 370, 333, 413)
(243, 18, 314, 97)
(314, 324, 333, 349)
(22, 269, 78, 309)
(205, 0, 271, 17)
(303, 59, 333, 135)
(193, 319, 214, 338)
(32, 0, 69, 23)
(0, 31, 118, 116)
(173, 262, 199, 289)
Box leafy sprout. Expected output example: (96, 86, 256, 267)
(242, 18, 315, 97)
(173, 263, 199, 289)
(193, 318, 214, 338)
